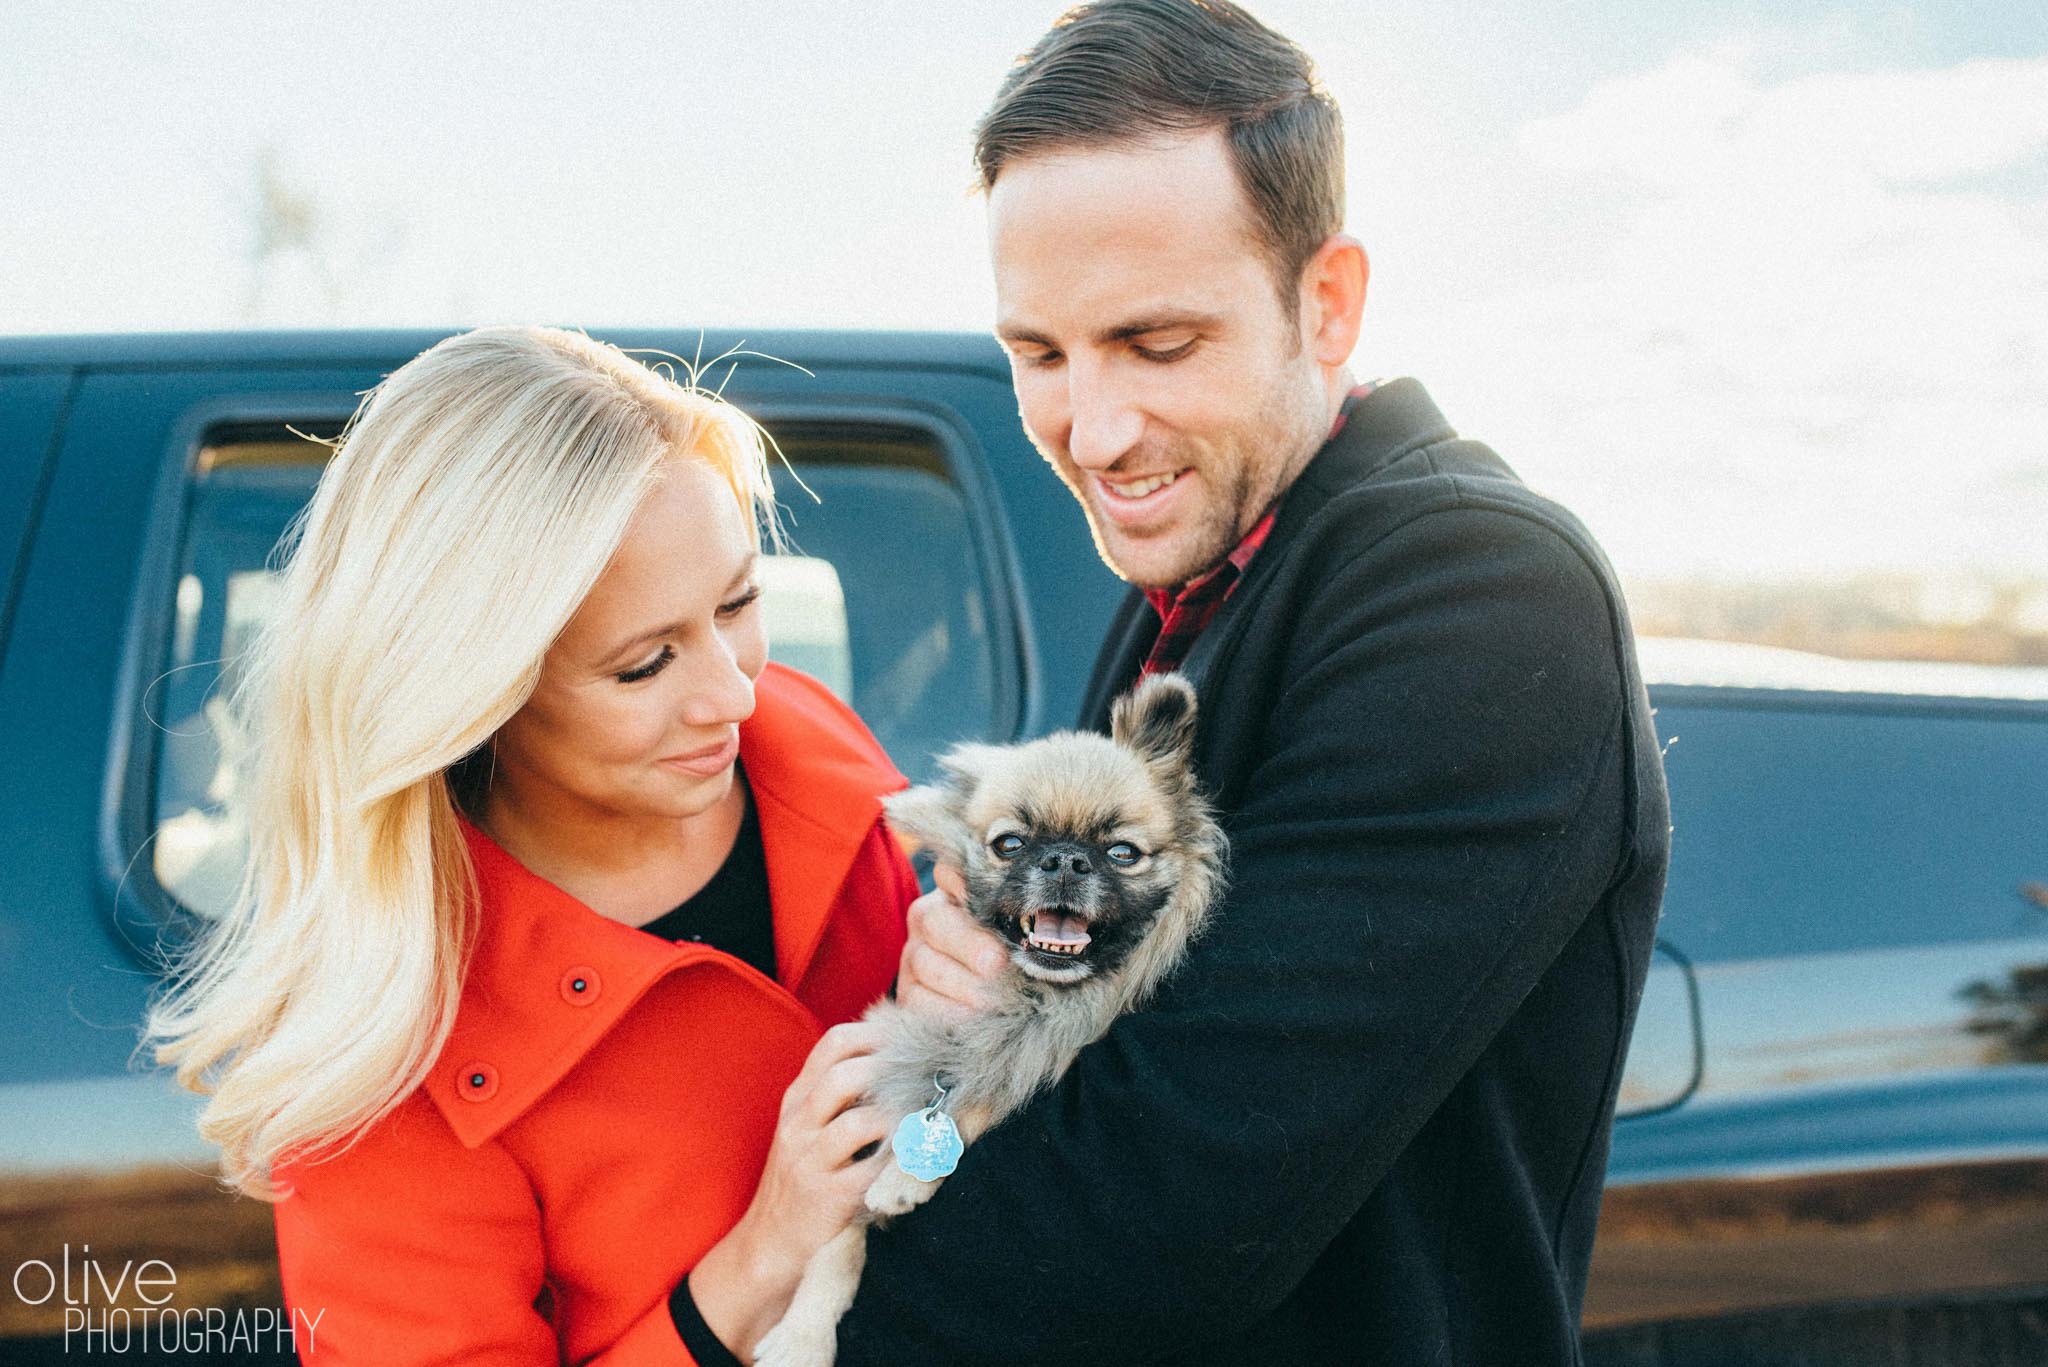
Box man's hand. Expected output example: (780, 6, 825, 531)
(895, 865, 1010, 1020)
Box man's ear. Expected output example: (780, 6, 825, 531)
(1301, 232, 1368, 369)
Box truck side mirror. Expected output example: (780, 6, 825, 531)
(1616, 939, 1703, 1119)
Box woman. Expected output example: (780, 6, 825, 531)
(144, 325, 947, 1364)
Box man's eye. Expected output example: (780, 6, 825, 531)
(1011, 348, 1062, 369)
(992, 833, 1026, 858)
(1106, 842, 1142, 865)
(616, 644, 675, 684)
(1134, 340, 1195, 363)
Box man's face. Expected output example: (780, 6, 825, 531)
(989, 128, 1330, 589)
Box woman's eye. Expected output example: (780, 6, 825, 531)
(615, 644, 675, 684)
(1106, 842, 1141, 865)
(718, 585, 762, 619)
(992, 833, 1026, 859)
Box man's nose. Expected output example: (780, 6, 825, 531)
(1064, 362, 1143, 472)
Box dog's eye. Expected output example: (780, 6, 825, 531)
(992, 834, 1026, 859)
(1106, 842, 1142, 866)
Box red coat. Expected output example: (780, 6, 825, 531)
(272, 664, 916, 1364)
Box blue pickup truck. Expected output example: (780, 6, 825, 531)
(3, 330, 2044, 1365)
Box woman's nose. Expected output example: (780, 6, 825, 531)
(678, 640, 756, 729)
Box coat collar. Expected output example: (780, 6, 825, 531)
(424, 663, 905, 1147)
(1078, 379, 1458, 730)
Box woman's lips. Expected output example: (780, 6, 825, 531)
(661, 735, 739, 778)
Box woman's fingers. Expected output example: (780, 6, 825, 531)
(813, 1019, 884, 1065)
(790, 1021, 879, 1091)
(788, 1051, 883, 1128)
(823, 1103, 893, 1167)
(781, 1022, 880, 1126)
(812, 1053, 883, 1126)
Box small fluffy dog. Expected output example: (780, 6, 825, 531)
(751, 672, 1227, 1367)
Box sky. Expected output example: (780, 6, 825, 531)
(2, 1, 2043, 589)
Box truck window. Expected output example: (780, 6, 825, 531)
(1651, 692, 2048, 964)
(148, 420, 998, 921)
(0, 371, 72, 663)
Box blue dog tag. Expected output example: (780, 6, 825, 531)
(892, 1106, 963, 1181)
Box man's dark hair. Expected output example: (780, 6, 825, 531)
(973, 0, 1344, 308)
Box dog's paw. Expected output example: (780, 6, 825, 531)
(753, 1316, 837, 1367)
(865, 1162, 940, 1217)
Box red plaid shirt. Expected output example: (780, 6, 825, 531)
(1139, 381, 1376, 677)
(1139, 508, 1275, 677)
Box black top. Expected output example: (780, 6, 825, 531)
(835, 379, 1672, 1364)
(635, 772, 776, 981)
(647, 772, 773, 1367)
(670, 1278, 744, 1367)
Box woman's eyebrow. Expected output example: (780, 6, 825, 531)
(726, 550, 760, 591)
(602, 619, 682, 664)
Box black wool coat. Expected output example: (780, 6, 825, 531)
(838, 379, 1671, 1365)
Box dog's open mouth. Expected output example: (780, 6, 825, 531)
(1021, 908, 1092, 958)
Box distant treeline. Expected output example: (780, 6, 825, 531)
(1624, 574, 2048, 667)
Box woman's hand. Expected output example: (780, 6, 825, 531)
(895, 865, 1011, 1021)
(686, 1021, 894, 1356)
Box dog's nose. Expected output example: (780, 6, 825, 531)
(1040, 850, 1093, 875)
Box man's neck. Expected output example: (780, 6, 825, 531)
(1324, 364, 1359, 431)
(1267, 364, 1361, 513)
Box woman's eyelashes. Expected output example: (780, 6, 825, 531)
(717, 584, 762, 619)
(612, 587, 760, 684)
(615, 644, 675, 685)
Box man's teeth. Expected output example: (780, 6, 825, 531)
(1105, 469, 1182, 499)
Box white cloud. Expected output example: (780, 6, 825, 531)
(1421, 47, 2048, 581)
(1524, 47, 2048, 188)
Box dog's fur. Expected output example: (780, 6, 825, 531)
(751, 673, 1227, 1367)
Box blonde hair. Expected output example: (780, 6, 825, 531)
(142, 326, 777, 1199)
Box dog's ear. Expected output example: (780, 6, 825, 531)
(933, 742, 1002, 791)
(883, 740, 999, 865)
(882, 784, 973, 865)
(1112, 672, 1199, 776)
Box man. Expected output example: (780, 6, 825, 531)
(859, 2, 1670, 1362)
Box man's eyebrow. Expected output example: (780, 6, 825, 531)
(995, 312, 1223, 349)
(994, 321, 1055, 348)
(1102, 312, 1221, 343)
(599, 551, 759, 662)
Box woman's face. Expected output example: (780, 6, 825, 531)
(489, 457, 767, 824)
